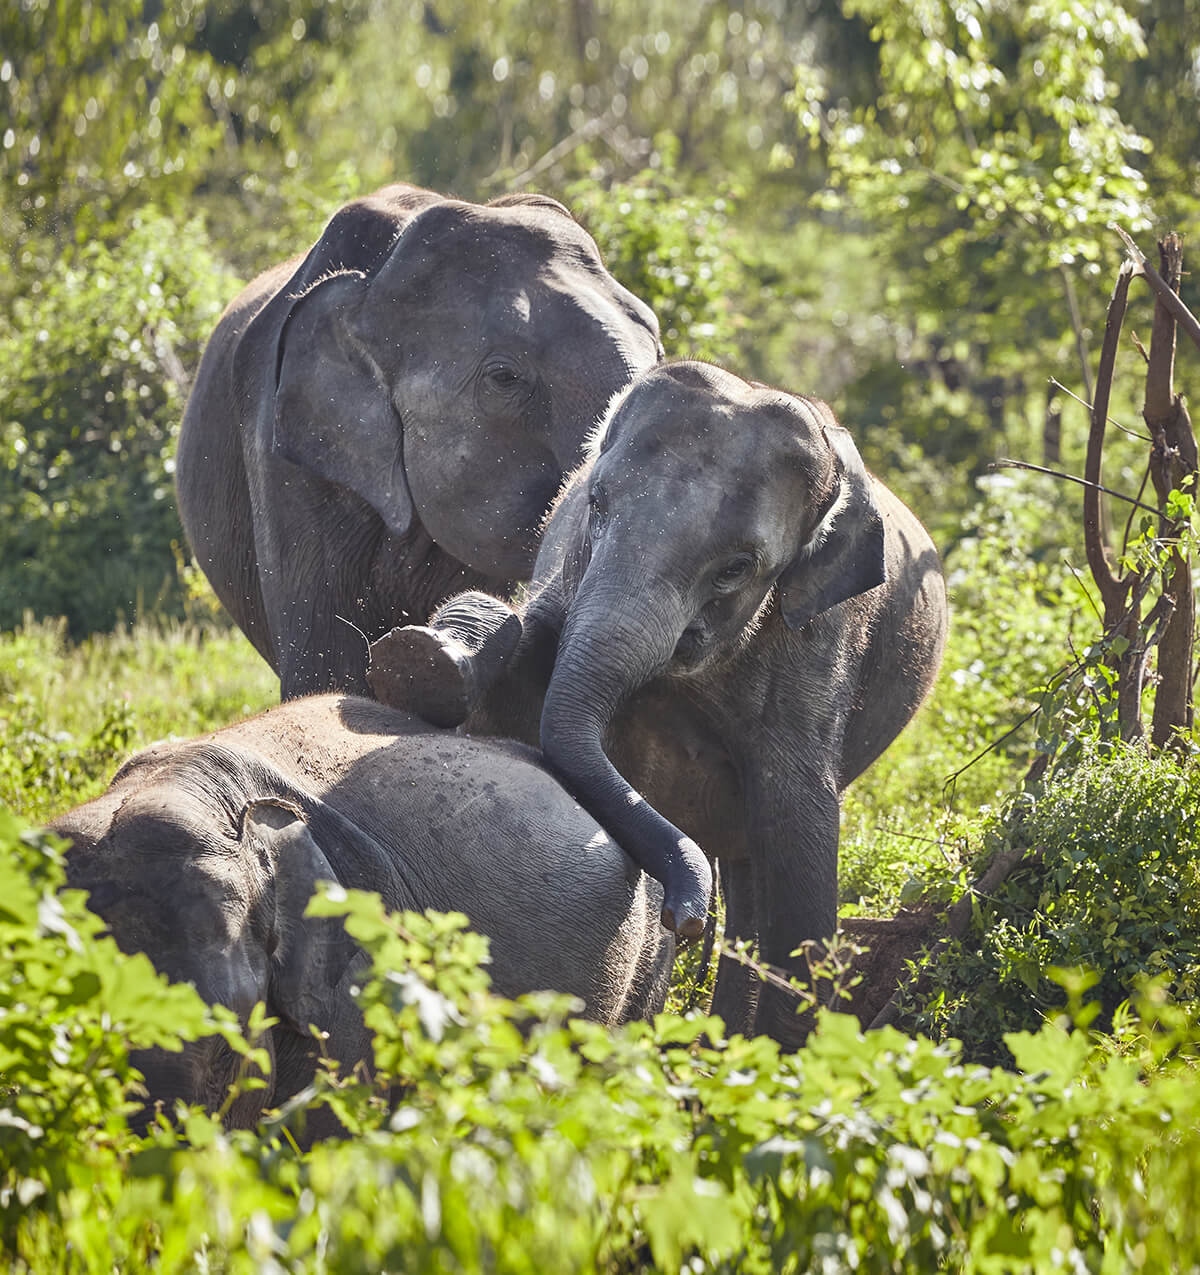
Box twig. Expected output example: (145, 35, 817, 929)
(988, 458, 1164, 517)
(1047, 378, 1150, 442)
(1059, 265, 1095, 407)
(505, 113, 610, 189)
(941, 700, 1047, 804)
(1115, 225, 1200, 355)
(1062, 557, 1105, 625)
(1119, 461, 1154, 562)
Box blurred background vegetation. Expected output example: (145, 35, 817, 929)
(3, 0, 1200, 914)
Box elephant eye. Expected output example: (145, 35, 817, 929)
(712, 553, 757, 592)
(482, 361, 524, 392)
(587, 485, 609, 536)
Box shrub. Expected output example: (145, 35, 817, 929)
(0, 813, 231, 1262)
(4, 810, 1200, 1271)
(0, 209, 235, 635)
(905, 740, 1200, 1063)
(566, 169, 748, 364)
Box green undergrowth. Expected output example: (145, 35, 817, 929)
(3, 814, 1200, 1272)
(839, 475, 1083, 917)
(0, 616, 277, 823)
(896, 740, 1200, 1066)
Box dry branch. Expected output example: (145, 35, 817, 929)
(1116, 226, 1200, 356)
(1144, 234, 1198, 747)
(1085, 259, 1140, 620)
(988, 458, 1163, 517)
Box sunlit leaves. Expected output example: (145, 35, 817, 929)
(4, 806, 1200, 1268)
(0, 208, 234, 634)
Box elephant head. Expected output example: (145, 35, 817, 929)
(241, 192, 660, 579)
(180, 185, 663, 698)
(62, 757, 361, 1126)
(538, 362, 887, 935)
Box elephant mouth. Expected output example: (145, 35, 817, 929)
(671, 621, 711, 671)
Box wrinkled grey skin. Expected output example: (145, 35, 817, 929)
(52, 696, 673, 1132)
(176, 183, 661, 700)
(370, 361, 947, 1049)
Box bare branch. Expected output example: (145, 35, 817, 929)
(503, 113, 610, 189)
(1047, 377, 1150, 442)
(1085, 259, 1141, 617)
(1115, 225, 1200, 355)
(1059, 265, 1094, 407)
(988, 458, 1164, 517)
(1145, 233, 1182, 424)
(1145, 234, 1197, 747)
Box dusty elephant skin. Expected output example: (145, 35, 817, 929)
(370, 361, 948, 1049)
(176, 183, 661, 700)
(51, 696, 673, 1132)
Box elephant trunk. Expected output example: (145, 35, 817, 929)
(539, 582, 712, 938)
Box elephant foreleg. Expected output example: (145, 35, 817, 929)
(369, 585, 566, 744)
(746, 768, 841, 1050)
(708, 858, 760, 1038)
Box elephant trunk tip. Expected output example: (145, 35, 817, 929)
(659, 834, 711, 940)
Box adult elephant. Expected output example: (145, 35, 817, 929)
(370, 361, 947, 1049)
(176, 183, 661, 699)
(52, 695, 673, 1132)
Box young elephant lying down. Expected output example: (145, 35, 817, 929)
(52, 695, 673, 1129)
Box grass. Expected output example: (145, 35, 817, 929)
(0, 616, 278, 824)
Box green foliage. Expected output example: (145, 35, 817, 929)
(800, 0, 1197, 485)
(4, 813, 1200, 1271)
(0, 618, 276, 823)
(1, 0, 224, 247)
(840, 473, 1087, 913)
(0, 813, 226, 1253)
(0, 210, 235, 635)
(568, 170, 748, 362)
(904, 741, 1200, 1064)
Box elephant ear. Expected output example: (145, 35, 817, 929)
(777, 424, 887, 630)
(241, 799, 357, 1034)
(262, 270, 415, 540)
(230, 193, 440, 541)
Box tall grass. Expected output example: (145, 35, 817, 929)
(0, 616, 277, 823)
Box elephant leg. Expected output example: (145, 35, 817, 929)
(747, 769, 841, 1050)
(368, 592, 523, 726)
(370, 586, 566, 743)
(708, 858, 760, 1039)
(249, 465, 388, 698)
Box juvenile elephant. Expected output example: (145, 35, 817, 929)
(176, 183, 661, 699)
(370, 361, 947, 1048)
(52, 695, 673, 1130)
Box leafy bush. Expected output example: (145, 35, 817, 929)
(0, 209, 236, 635)
(0, 814, 232, 1258)
(905, 741, 1200, 1064)
(4, 810, 1200, 1271)
(567, 169, 749, 364)
(839, 473, 1085, 914)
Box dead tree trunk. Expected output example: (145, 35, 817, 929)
(1144, 234, 1198, 749)
(1081, 231, 1199, 747)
